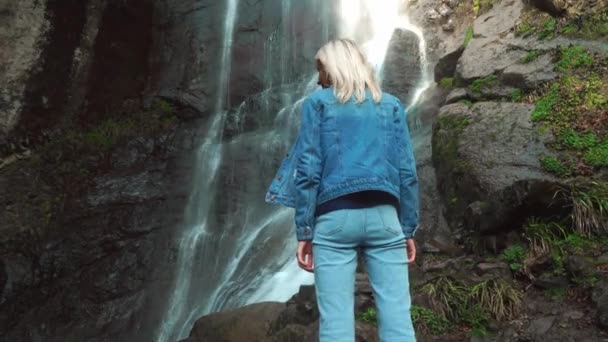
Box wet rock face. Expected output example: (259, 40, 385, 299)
(382, 29, 423, 103)
(432, 101, 564, 242)
(0, 0, 211, 340)
(0, 0, 50, 139)
(183, 284, 380, 342)
(0, 118, 205, 342)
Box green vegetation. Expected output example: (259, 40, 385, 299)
(439, 77, 454, 90)
(562, 181, 608, 236)
(515, 10, 607, 41)
(511, 88, 524, 102)
(524, 219, 567, 256)
(501, 245, 526, 271)
(544, 288, 567, 298)
(469, 75, 498, 94)
(539, 18, 557, 40)
(531, 84, 560, 121)
(464, 26, 474, 48)
(438, 116, 471, 131)
(531, 46, 608, 176)
(27, 98, 178, 197)
(420, 276, 521, 335)
(358, 307, 377, 326)
(540, 156, 573, 177)
(561, 12, 608, 40)
(459, 99, 473, 106)
(516, 21, 537, 38)
(557, 129, 599, 150)
(521, 50, 544, 64)
(585, 141, 608, 168)
(411, 305, 452, 336)
(556, 46, 594, 72)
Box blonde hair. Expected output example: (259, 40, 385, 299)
(315, 39, 382, 104)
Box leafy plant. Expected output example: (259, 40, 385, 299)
(501, 245, 526, 271)
(540, 156, 572, 178)
(539, 18, 556, 40)
(460, 306, 490, 337)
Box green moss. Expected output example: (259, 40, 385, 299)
(557, 129, 599, 150)
(584, 140, 608, 167)
(439, 116, 471, 131)
(411, 305, 452, 335)
(531, 84, 559, 121)
(516, 21, 537, 38)
(464, 26, 474, 47)
(540, 156, 573, 177)
(562, 12, 608, 40)
(511, 88, 524, 102)
(557, 46, 594, 72)
(470, 75, 498, 94)
(521, 50, 544, 64)
(539, 18, 556, 40)
(439, 77, 454, 90)
(501, 245, 526, 271)
(531, 48, 608, 173)
(459, 99, 473, 106)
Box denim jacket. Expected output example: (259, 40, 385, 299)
(265, 88, 419, 241)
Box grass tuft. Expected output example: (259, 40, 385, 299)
(411, 305, 452, 336)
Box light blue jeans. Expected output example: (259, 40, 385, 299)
(313, 204, 416, 342)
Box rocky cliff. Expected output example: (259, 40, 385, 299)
(1, 0, 607, 341)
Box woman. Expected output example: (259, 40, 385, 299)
(266, 39, 419, 341)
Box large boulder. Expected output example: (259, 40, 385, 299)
(182, 302, 286, 342)
(456, 38, 528, 82)
(382, 29, 423, 103)
(502, 52, 558, 90)
(432, 102, 561, 242)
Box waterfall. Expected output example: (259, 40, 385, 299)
(155, 1, 430, 340)
(154, 0, 239, 341)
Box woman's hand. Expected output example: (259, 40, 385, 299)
(297, 240, 314, 272)
(406, 239, 416, 264)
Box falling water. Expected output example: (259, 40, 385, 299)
(156, 1, 431, 340)
(154, 0, 239, 341)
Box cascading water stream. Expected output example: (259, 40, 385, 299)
(155, 0, 239, 341)
(155, 1, 431, 341)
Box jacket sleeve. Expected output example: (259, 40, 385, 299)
(396, 100, 420, 238)
(294, 97, 322, 241)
